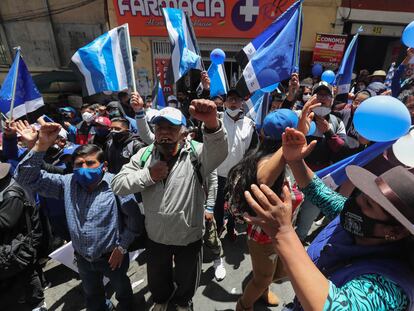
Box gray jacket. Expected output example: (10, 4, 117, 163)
(111, 122, 228, 246)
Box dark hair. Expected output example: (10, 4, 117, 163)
(72, 144, 104, 164)
(81, 103, 92, 111)
(118, 91, 128, 99)
(226, 137, 285, 217)
(110, 117, 130, 128)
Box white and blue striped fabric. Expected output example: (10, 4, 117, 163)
(335, 28, 361, 95)
(0, 49, 44, 120)
(71, 24, 133, 96)
(207, 63, 228, 97)
(162, 8, 203, 83)
(244, 89, 270, 129)
(316, 141, 395, 190)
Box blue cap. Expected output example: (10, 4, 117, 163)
(59, 107, 77, 114)
(61, 144, 80, 157)
(152, 107, 187, 127)
(262, 109, 298, 141)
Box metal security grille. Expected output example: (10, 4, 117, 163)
(0, 37, 8, 64)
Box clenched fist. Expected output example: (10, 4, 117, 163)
(189, 99, 219, 131)
(130, 92, 144, 113)
(149, 161, 169, 182)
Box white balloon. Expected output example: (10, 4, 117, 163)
(392, 127, 414, 167)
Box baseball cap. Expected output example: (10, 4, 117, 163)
(59, 107, 77, 114)
(312, 81, 333, 96)
(227, 88, 242, 98)
(167, 95, 178, 103)
(152, 107, 187, 126)
(262, 109, 298, 141)
(94, 116, 111, 127)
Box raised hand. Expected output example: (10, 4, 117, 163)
(243, 184, 293, 240)
(130, 91, 144, 112)
(287, 73, 300, 101)
(3, 120, 17, 138)
(297, 95, 320, 135)
(200, 71, 210, 90)
(189, 99, 218, 130)
(282, 127, 316, 162)
(33, 117, 62, 152)
(15, 120, 38, 149)
(149, 161, 169, 182)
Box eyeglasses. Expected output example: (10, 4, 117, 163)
(303, 92, 312, 95)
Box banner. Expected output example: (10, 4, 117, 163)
(154, 58, 173, 96)
(312, 33, 347, 69)
(114, 0, 296, 38)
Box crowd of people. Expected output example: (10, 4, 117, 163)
(0, 45, 414, 311)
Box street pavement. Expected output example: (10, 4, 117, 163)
(43, 225, 295, 311)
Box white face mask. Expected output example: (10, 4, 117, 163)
(302, 94, 312, 102)
(313, 106, 331, 117)
(82, 112, 95, 123)
(226, 108, 242, 118)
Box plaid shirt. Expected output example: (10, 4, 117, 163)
(15, 150, 140, 261)
(247, 168, 304, 244)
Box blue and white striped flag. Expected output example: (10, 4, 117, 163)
(71, 24, 133, 96)
(151, 76, 166, 109)
(316, 141, 395, 190)
(162, 8, 203, 83)
(235, 0, 303, 69)
(0, 49, 44, 120)
(384, 62, 396, 90)
(244, 90, 270, 130)
(335, 28, 362, 95)
(235, 0, 303, 97)
(207, 63, 228, 97)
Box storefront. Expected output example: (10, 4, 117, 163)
(108, 0, 339, 95)
(336, 0, 414, 73)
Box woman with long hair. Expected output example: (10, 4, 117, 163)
(243, 127, 414, 311)
(227, 103, 317, 311)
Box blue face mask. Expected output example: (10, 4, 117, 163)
(73, 164, 104, 188)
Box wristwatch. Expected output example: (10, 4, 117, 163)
(117, 245, 128, 255)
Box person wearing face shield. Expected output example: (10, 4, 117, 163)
(112, 95, 228, 311)
(242, 128, 414, 311)
(104, 117, 145, 174)
(214, 88, 258, 241)
(14, 120, 142, 311)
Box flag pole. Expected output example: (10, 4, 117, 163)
(293, 3, 303, 73)
(9, 47, 21, 121)
(124, 23, 137, 93)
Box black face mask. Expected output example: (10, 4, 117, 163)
(155, 140, 180, 158)
(217, 106, 224, 112)
(111, 131, 129, 143)
(340, 195, 398, 239)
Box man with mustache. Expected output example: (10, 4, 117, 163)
(111, 94, 228, 311)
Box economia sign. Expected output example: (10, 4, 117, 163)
(114, 0, 296, 38)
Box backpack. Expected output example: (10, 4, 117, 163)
(0, 182, 42, 280)
(139, 140, 205, 190)
(123, 140, 205, 251)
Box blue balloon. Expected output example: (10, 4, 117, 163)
(312, 64, 323, 77)
(402, 21, 414, 48)
(353, 96, 411, 142)
(261, 82, 279, 93)
(307, 121, 316, 136)
(321, 70, 335, 84)
(210, 48, 226, 65)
